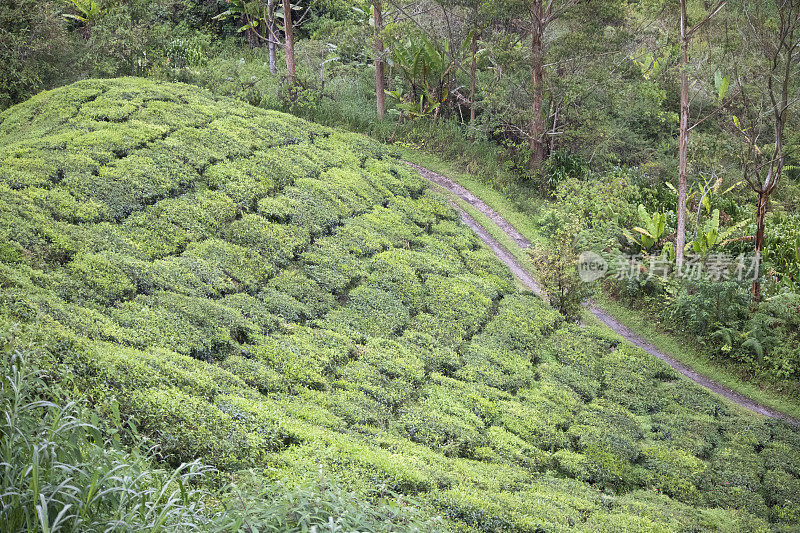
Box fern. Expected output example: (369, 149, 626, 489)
(742, 337, 764, 360)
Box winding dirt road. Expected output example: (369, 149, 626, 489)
(408, 161, 799, 426)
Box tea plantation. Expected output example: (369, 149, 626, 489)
(1, 78, 798, 532)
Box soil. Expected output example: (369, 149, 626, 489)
(409, 161, 800, 426)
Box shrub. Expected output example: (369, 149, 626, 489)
(569, 399, 642, 462)
(553, 447, 636, 488)
(648, 412, 721, 459)
(399, 330, 461, 374)
(67, 252, 135, 303)
(418, 274, 494, 342)
(319, 286, 410, 338)
(146, 254, 236, 297)
(110, 292, 260, 358)
(480, 294, 561, 358)
(745, 293, 800, 378)
(601, 344, 678, 415)
(335, 207, 419, 256)
(367, 256, 426, 313)
(183, 238, 272, 293)
(459, 247, 516, 292)
(300, 239, 366, 293)
(129, 387, 251, 469)
(762, 469, 800, 508)
(389, 191, 455, 226)
(203, 156, 283, 209)
(640, 445, 705, 502)
(399, 386, 485, 458)
(336, 337, 424, 410)
(247, 327, 353, 391)
(699, 444, 768, 518)
(538, 362, 601, 401)
(267, 270, 335, 319)
(218, 354, 288, 394)
(762, 440, 800, 478)
(495, 385, 578, 451)
(485, 426, 553, 471)
(226, 471, 445, 532)
(667, 278, 750, 344)
(225, 214, 310, 266)
(120, 190, 237, 259)
(456, 341, 536, 393)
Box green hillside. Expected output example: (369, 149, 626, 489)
(1, 78, 798, 532)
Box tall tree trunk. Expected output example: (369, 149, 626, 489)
(676, 0, 689, 269)
(796, 244, 799, 288)
(268, 0, 277, 74)
(530, 0, 546, 172)
(374, 1, 385, 119)
(752, 190, 768, 302)
(470, 29, 478, 128)
(283, 0, 295, 85)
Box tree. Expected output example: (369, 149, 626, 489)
(213, 1, 306, 77)
(283, 0, 296, 85)
(731, 0, 800, 302)
(268, 0, 277, 74)
(374, 1, 385, 119)
(675, 0, 728, 268)
(469, 26, 479, 127)
(528, 0, 584, 172)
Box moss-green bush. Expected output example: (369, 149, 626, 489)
(129, 387, 250, 469)
(67, 252, 136, 303)
(319, 285, 410, 338)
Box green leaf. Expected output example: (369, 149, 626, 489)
(714, 71, 730, 101)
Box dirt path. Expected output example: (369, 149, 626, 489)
(405, 162, 531, 248)
(409, 162, 800, 426)
(439, 197, 547, 299)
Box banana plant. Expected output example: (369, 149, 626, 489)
(623, 204, 667, 251)
(689, 209, 747, 255)
(666, 175, 741, 219)
(385, 89, 439, 120)
(62, 0, 102, 25)
(385, 31, 454, 120)
(714, 70, 730, 104)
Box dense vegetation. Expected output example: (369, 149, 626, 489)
(533, 167, 800, 397)
(4, 0, 796, 390)
(1, 78, 799, 531)
(0, 347, 439, 532)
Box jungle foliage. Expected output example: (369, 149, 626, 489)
(1, 79, 799, 531)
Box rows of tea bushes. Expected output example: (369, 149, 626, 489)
(0, 79, 798, 531)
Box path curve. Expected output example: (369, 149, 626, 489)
(408, 161, 799, 426)
(405, 162, 531, 248)
(440, 197, 547, 299)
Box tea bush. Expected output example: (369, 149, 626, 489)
(0, 79, 798, 530)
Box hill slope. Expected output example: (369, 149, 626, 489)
(0, 78, 798, 531)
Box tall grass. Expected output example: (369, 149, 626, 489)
(0, 349, 235, 533)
